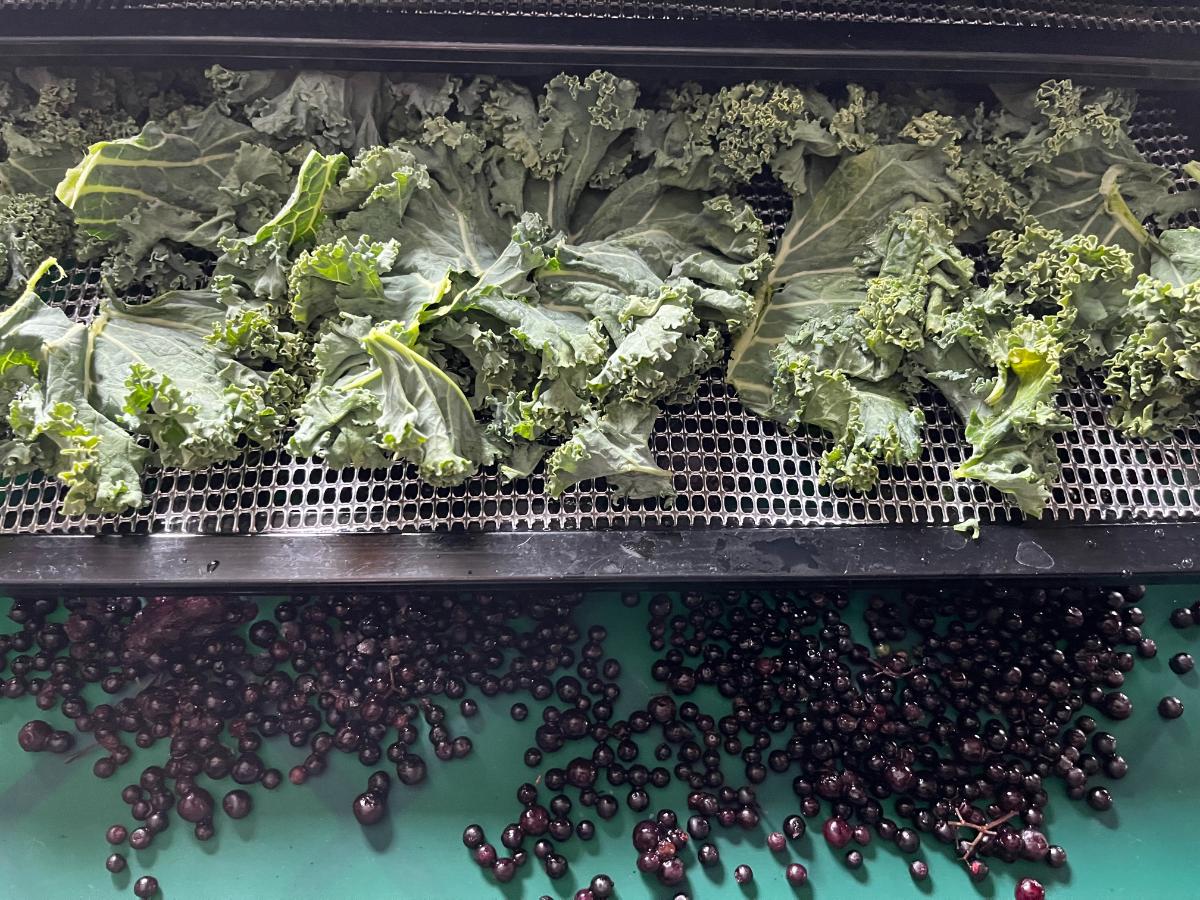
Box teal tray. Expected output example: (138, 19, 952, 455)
(0, 585, 1197, 899)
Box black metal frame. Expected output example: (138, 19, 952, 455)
(1, 12, 1199, 86)
(0, 523, 1196, 591)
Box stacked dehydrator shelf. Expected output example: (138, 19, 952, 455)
(2, 1, 1200, 588)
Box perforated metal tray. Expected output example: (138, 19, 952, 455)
(2, 99, 1197, 545)
(0, 0, 1194, 30)
(3, 0, 1200, 85)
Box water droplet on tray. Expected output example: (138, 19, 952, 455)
(205, 560, 220, 573)
(1015, 541, 1054, 570)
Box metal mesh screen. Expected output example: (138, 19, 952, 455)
(1, 0, 1199, 31)
(2, 99, 1198, 536)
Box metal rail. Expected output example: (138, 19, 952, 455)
(0, 14, 1199, 85)
(1, 523, 1196, 591)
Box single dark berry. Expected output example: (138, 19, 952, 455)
(658, 857, 684, 886)
(106, 825, 128, 845)
(501, 823, 524, 850)
(128, 827, 152, 850)
(1159, 696, 1184, 719)
(1087, 787, 1114, 811)
(845, 850, 863, 869)
(1047, 846, 1068, 868)
(460, 699, 478, 718)
(823, 817, 852, 849)
(133, 875, 159, 898)
(595, 795, 617, 820)
(1170, 653, 1194, 674)
(1105, 693, 1133, 720)
(222, 790, 252, 820)
(45, 731, 73, 753)
(474, 843, 497, 867)
(548, 819, 572, 841)
(968, 859, 989, 881)
(632, 820, 659, 852)
(105, 853, 127, 874)
(1093, 732, 1117, 757)
(910, 860, 929, 882)
(1020, 829, 1049, 861)
(463, 824, 485, 849)
(353, 791, 386, 826)
(783, 814, 805, 840)
(786, 862, 808, 885)
(577, 820, 596, 841)
(1015, 878, 1046, 900)
(177, 789, 214, 824)
(395, 755, 427, 785)
(896, 828, 920, 854)
(636, 849, 661, 873)
(1170, 607, 1194, 629)
(734, 863, 754, 884)
(590, 874, 614, 898)
(852, 823, 871, 846)
(493, 858, 516, 883)
(545, 854, 569, 880)
(627, 789, 650, 812)
(520, 805, 550, 836)
(17, 719, 52, 752)
(194, 821, 215, 842)
(698, 842, 719, 866)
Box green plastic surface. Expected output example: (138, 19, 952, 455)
(0, 586, 1198, 900)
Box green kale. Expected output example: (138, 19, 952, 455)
(0, 192, 72, 294)
(1104, 227, 1200, 438)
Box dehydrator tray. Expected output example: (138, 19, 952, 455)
(3, 96, 1200, 590)
(3, 5, 1200, 589)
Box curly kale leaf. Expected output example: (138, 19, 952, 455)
(988, 224, 1136, 364)
(1103, 227, 1200, 438)
(208, 67, 392, 155)
(0, 192, 72, 294)
(480, 71, 644, 232)
(635, 81, 838, 192)
(88, 285, 296, 469)
(0, 68, 141, 194)
(545, 401, 673, 500)
(957, 81, 1173, 240)
(0, 260, 146, 514)
(288, 313, 386, 468)
(953, 318, 1072, 516)
(289, 315, 484, 484)
(214, 148, 349, 301)
(55, 105, 292, 292)
(728, 144, 959, 458)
